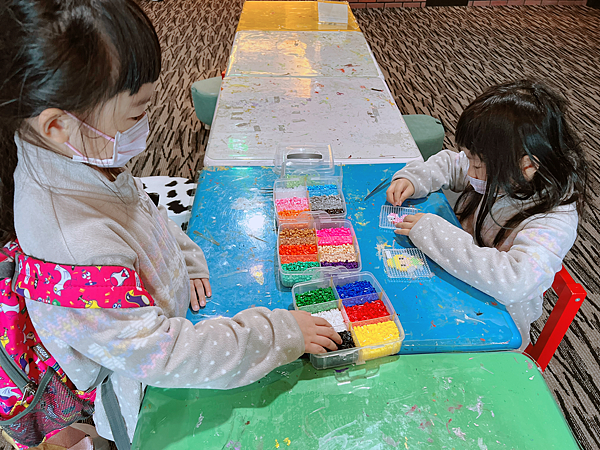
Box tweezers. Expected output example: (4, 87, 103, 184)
(363, 178, 391, 201)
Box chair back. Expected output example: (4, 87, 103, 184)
(525, 266, 586, 371)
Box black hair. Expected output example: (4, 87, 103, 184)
(454, 79, 588, 247)
(0, 0, 161, 245)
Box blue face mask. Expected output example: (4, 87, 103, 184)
(466, 175, 487, 194)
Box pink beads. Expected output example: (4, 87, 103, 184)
(275, 197, 310, 213)
(316, 227, 353, 245)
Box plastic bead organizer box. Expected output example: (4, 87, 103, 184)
(292, 272, 404, 369)
(273, 144, 404, 369)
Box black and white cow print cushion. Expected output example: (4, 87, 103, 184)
(140, 176, 197, 230)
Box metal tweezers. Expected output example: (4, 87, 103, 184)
(363, 178, 391, 201)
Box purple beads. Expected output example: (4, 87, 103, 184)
(321, 261, 359, 269)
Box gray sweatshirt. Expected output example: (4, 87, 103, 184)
(13, 137, 304, 442)
(394, 150, 578, 350)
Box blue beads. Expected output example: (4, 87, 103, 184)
(307, 184, 338, 197)
(336, 280, 377, 299)
(342, 294, 379, 307)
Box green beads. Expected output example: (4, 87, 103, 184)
(281, 261, 320, 272)
(295, 287, 336, 307)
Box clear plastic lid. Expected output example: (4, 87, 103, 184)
(274, 143, 335, 178)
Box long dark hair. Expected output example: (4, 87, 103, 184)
(454, 80, 588, 247)
(0, 0, 161, 245)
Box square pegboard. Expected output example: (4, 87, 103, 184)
(382, 248, 433, 280)
(379, 205, 419, 229)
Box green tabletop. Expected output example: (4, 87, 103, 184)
(132, 352, 578, 449)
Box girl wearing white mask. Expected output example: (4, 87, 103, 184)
(0, 0, 340, 448)
(386, 80, 588, 351)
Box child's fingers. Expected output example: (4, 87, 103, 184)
(397, 190, 411, 207)
(312, 334, 339, 351)
(394, 221, 412, 236)
(189, 281, 200, 311)
(385, 183, 396, 204)
(191, 279, 207, 309)
(201, 278, 212, 298)
(305, 343, 327, 354)
(311, 316, 333, 328)
(317, 325, 342, 344)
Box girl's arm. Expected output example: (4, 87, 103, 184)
(157, 204, 209, 279)
(391, 150, 470, 198)
(26, 302, 307, 390)
(407, 209, 578, 305)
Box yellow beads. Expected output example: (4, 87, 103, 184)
(354, 320, 400, 346)
(353, 320, 401, 361)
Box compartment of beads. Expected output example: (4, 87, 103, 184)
(274, 175, 346, 223)
(292, 272, 404, 369)
(278, 214, 361, 288)
(382, 248, 433, 280)
(274, 178, 310, 221)
(379, 205, 419, 229)
(306, 176, 346, 219)
(349, 315, 403, 363)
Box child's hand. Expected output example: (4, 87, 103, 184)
(190, 278, 212, 311)
(386, 178, 415, 206)
(290, 310, 342, 354)
(394, 213, 426, 236)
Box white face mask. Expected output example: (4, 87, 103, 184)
(64, 112, 149, 168)
(467, 175, 487, 194)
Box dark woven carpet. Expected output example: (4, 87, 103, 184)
(5, 3, 597, 450)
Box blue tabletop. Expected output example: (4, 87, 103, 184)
(186, 164, 521, 352)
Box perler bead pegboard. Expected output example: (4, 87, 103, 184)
(382, 248, 433, 280)
(379, 205, 419, 229)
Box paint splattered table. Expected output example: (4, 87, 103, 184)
(236, 1, 361, 32)
(186, 165, 521, 352)
(206, 1, 421, 166)
(226, 31, 382, 78)
(132, 352, 578, 449)
(204, 76, 421, 166)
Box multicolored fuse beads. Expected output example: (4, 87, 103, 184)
(275, 196, 310, 219)
(387, 212, 407, 225)
(279, 226, 359, 286)
(279, 229, 319, 285)
(308, 184, 344, 215)
(386, 253, 424, 271)
(295, 280, 401, 363)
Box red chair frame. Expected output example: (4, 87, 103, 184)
(525, 266, 587, 371)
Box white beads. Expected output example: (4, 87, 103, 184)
(312, 308, 346, 332)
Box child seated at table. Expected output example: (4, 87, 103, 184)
(387, 80, 588, 350)
(0, 0, 340, 448)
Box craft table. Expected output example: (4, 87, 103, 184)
(203, 77, 422, 166)
(186, 165, 521, 353)
(132, 352, 578, 449)
(236, 1, 361, 32)
(226, 31, 382, 78)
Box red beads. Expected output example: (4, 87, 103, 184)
(345, 300, 389, 322)
(279, 244, 318, 256)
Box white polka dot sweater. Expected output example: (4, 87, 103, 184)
(392, 150, 578, 350)
(13, 138, 305, 442)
